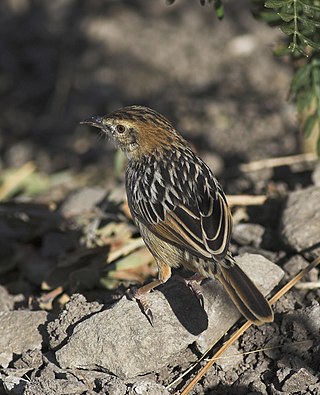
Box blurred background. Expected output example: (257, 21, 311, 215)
(0, 0, 297, 183)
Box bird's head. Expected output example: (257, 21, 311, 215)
(81, 105, 185, 160)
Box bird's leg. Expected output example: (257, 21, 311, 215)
(183, 273, 205, 307)
(128, 263, 171, 325)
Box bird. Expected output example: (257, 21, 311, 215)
(81, 105, 273, 325)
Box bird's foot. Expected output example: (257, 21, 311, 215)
(183, 274, 205, 307)
(126, 287, 154, 326)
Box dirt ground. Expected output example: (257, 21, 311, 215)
(0, 1, 319, 394)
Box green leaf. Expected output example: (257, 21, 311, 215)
(265, 0, 293, 8)
(280, 23, 295, 34)
(296, 89, 315, 111)
(273, 44, 294, 56)
(300, 33, 320, 49)
(299, 16, 316, 33)
(303, 113, 318, 137)
(258, 10, 282, 23)
(278, 11, 295, 21)
(290, 63, 312, 94)
(311, 61, 320, 86)
(317, 134, 320, 157)
(214, 0, 224, 20)
(288, 42, 307, 56)
(298, 0, 320, 12)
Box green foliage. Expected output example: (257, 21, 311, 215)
(254, 0, 320, 153)
(166, 0, 320, 154)
(290, 57, 320, 153)
(261, 0, 320, 55)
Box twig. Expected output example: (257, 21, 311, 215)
(294, 281, 320, 290)
(179, 256, 320, 395)
(239, 153, 317, 173)
(227, 195, 267, 206)
(0, 162, 36, 200)
(107, 238, 146, 264)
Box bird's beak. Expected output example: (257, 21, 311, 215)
(80, 115, 104, 128)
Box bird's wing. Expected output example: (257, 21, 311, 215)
(128, 164, 232, 261)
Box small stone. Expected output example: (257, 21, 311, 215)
(312, 161, 320, 186)
(129, 379, 169, 395)
(47, 293, 102, 350)
(0, 311, 47, 368)
(233, 223, 265, 248)
(215, 344, 242, 371)
(24, 362, 89, 395)
(281, 302, 320, 343)
(0, 285, 14, 311)
(280, 186, 320, 259)
(60, 187, 107, 218)
(281, 368, 317, 393)
(13, 349, 43, 370)
(98, 375, 127, 395)
(276, 366, 291, 383)
(283, 255, 309, 277)
(3, 374, 28, 395)
(282, 255, 318, 283)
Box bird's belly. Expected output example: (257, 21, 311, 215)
(138, 222, 216, 277)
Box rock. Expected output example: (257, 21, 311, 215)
(24, 362, 89, 395)
(2, 373, 28, 395)
(232, 223, 265, 248)
(233, 223, 280, 251)
(56, 283, 205, 379)
(47, 293, 102, 350)
(12, 349, 43, 370)
(0, 285, 14, 311)
(129, 379, 169, 395)
(282, 255, 318, 283)
(60, 187, 107, 218)
(280, 186, 320, 259)
(0, 311, 47, 368)
(312, 161, 320, 186)
(214, 344, 243, 371)
(97, 375, 127, 395)
(281, 368, 318, 393)
(56, 253, 283, 378)
(281, 302, 320, 343)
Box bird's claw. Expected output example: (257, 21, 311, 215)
(174, 274, 204, 307)
(126, 287, 154, 326)
(187, 280, 204, 307)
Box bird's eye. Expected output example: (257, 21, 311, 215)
(116, 124, 125, 133)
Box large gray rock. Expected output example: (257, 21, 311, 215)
(56, 253, 283, 379)
(281, 186, 320, 259)
(0, 311, 47, 368)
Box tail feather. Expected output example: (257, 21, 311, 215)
(216, 261, 274, 325)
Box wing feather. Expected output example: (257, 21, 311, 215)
(126, 150, 232, 261)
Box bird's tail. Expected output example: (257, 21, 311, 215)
(215, 256, 274, 325)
